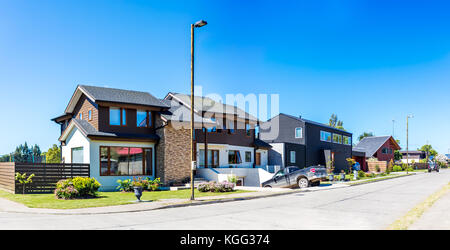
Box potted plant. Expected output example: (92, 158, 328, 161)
(131, 177, 144, 202)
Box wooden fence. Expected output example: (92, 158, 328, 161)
(0, 163, 90, 194)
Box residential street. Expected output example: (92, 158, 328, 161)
(0, 170, 449, 230)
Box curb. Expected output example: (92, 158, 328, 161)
(346, 173, 415, 186)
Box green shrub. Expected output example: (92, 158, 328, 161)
(55, 177, 101, 199)
(116, 179, 133, 192)
(375, 165, 380, 172)
(358, 170, 365, 178)
(393, 165, 403, 172)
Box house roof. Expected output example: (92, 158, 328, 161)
(159, 99, 217, 125)
(254, 139, 272, 149)
(59, 119, 159, 142)
(399, 150, 424, 155)
(63, 85, 170, 114)
(275, 113, 352, 135)
(165, 92, 259, 122)
(355, 136, 401, 157)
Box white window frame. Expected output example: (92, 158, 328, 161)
(295, 127, 303, 138)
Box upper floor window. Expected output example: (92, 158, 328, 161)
(295, 127, 303, 138)
(137, 110, 152, 128)
(246, 123, 251, 136)
(228, 120, 235, 134)
(333, 134, 342, 144)
(88, 110, 92, 121)
(343, 136, 351, 145)
(382, 148, 392, 154)
(110, 107, 126, 126)
(255, 125, 260, 138)
(320, 131, 332, 142)
(79, 113, 83, 120)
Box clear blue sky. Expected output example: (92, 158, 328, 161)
(0, 0, 449, 155)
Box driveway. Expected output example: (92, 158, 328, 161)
(0, 170, 448, 230)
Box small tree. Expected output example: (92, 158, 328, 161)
(45, 144, 61, 163)
(346, 158, 356, 173)
(15, 172, 35, 194)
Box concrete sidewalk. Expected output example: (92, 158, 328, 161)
(0, 183, 348, 215)
(409, 188, 450, 230)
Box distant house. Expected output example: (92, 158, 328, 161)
(399, 151, 426, 164)
(260, 113, 353, 173)
(354, 136, 401, 171)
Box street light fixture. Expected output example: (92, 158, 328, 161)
(190, 20, 208, 201)
(406, 114, 414, 174)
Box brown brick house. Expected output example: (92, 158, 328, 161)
(52, 85, 270, 190)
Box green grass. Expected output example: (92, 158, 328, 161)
(0, 189, 249, 210)
(322, 173, 413, 185)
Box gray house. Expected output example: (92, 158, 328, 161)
(260, 113, 353, 173)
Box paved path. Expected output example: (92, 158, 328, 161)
(0, 170, 448, 229)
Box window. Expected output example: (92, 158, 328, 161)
(320, 131, 332, 142)
(207, 117, 217, 132)
(228, 120, 235, 134)
(79, 113, 83, 120)
(343, 136, 351, 145)
(110, 107, 126, 126)
(88, 110, 92, 121)
(295, 127, 303, 138)
(199, 149, 219, 167)
(382, 148, 392, 154)
(274, 170, 285, 178)
(137, 110, 152, 127)
(245, 151, 252, 162)
(71, 147, 84, 163)
(228, 150, 242, 164)
(100, 146, 152, 176)
(246, 123, 251, 136)
(333, 134, 342, 144)
(290, 151, 296, 163)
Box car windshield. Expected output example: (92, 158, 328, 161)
(274, 170, 285, 177)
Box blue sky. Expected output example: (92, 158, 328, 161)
(0, 0, 449, 155)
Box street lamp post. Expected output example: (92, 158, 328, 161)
(406, 114, 414, 174)
(190, 20, 207, 201)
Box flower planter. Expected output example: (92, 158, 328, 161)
(133, 186, 143, 202)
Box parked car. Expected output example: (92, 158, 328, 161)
(428, 162, 440, 173)
(261, 166, 327, 189)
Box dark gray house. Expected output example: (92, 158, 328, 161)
(260, 113, 353, 173)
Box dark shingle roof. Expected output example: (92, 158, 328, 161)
(69, 119, 159, 140)
(254, 139, 272, 149)
(355, 136, 392, 157)
(79, 85, 169, 108)
(279, 113, 351, 135)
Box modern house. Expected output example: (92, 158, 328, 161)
(260, 113, 353, 173)
(52, 85, 272, 190)
(399, 150, 426, 164)
(353, 136, 401, 170)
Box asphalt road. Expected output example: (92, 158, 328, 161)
(1, 170, 449, 230)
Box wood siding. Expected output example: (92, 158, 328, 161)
(0, 163, 15, 193)
(72, 94, 99, 130)
(374, 139, 397, 162)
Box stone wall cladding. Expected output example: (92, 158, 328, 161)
(155, 117, 191, 185)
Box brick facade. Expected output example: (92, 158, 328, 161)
(155, 117, 191, 185)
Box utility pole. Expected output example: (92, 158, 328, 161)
(406, 114, 414, 174)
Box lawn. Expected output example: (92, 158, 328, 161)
(0, 189, 249, 210)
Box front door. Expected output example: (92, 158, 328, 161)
(255, 152, 261, 166)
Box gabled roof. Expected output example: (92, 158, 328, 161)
(59, 119, 159, 142)
(355, 136, 401, 157)
(159, 99, 217, 125)
(164, 92, 258, 122)
(64, 85, 169, 114)
(254, 139, 272, 149)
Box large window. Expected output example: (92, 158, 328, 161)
(71, 147, 84, 163)
(228, 150, 242, 164)
(343, 136, 351, 145)
(100, 146, 152, 176)
(320, 131, 332, 142)
(110, 107, 126, 126)
(137, 110, 152, 127)
(333, 134, 342, 144)
(295, 127, 303, 138)
(199, 149, 219, 167)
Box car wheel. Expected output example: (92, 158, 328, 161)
(297, 178, 309, 189)
(264, 185, 272, 188)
